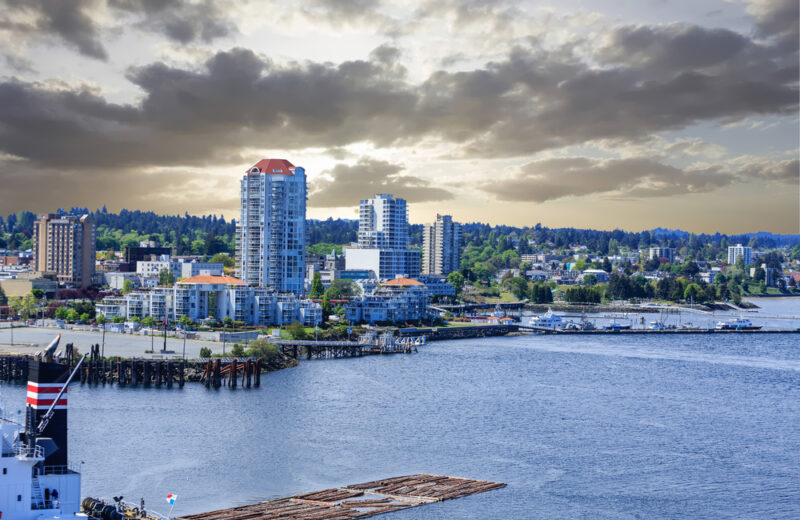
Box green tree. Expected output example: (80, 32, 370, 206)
(8, 296, 22, 318)
(601, 257, 612, 273)
(506, 276, 529, 300)
(209, 253, 235, 268)
(96, 313, 106, 325)
(21, 292, 37, 319)
(447, 271, 466, 296)
(30, 288, 45, 299)
(54, 306, 68, 320)
(159, 268, 175, 286)
(122, 279, 134, 295)
(734, 254, 745, 271)
(141, 316, 156, 328)
(178, 315, 193, 328)
(230, 343, 245, 357)
(112, 316, 125, 324)
(287, 321, 308, 340)
(222, 316, 234, 327)
(309, 272, 324, 298)
(79, 312, 90, 323)
(753, 267, 765, 282)
(66, 309, 80, 323)
(0, 284, 5, 305)
(199, 347, 212, 358)
(582, 274, 597, 286)
(683, 283, 703, 302)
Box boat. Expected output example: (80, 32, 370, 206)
(715, 318, 762, 331)
(523, 308, 564, 330)
(0, 334, 91, 519)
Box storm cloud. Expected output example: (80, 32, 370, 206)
(309, 157, 453, 208)
(481, 158, 735, 202)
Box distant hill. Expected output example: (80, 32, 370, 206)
(1, 208, 798, 254)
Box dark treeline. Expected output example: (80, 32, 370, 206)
(2, 209, 799, 254)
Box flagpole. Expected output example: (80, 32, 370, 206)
(167, 495, 177, 519)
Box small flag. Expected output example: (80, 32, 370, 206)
(166, 494, 177, 505)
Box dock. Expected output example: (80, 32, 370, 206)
(523, 327, 800, 334)
(178, 474, 506, 520)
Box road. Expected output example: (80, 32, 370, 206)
(0, 325, 235, 359)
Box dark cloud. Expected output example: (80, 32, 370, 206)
(481, 157, 734, 202)
(2, 0, 108, 60)
(481, 155, 800, 203)
(737, 157, 799, 185)
(109, 0, 235, 44)
(0, 0, 235, 62)
(308, 157, 453, 207)
(0, 158, 239, 215)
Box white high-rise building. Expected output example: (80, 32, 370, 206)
(236, 159, 306, 294)
(728, 244, 752, 266)
(422, 214, 461, 275)
(345, 194, 420, 278)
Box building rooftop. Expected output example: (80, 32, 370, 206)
(247, 159, 295, 175)
(382, 277, 424, 286)
(178, 275, 246, 285)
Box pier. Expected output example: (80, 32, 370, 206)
(177, 474, 506, 520)
(524, 327, 800, 335)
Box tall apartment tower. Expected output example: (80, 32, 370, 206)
(236, 159, 306, 294)
(345, 194, 420, 278)
(422, 214, 461, 275)
(33, 213, 96, 287)
(728, 244, 752, 266)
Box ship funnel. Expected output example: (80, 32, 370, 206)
(42, 333, 62, 362)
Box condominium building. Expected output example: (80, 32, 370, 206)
(96, 274, 322, 327)
(345, 194, 421, 278)
(33, 213, 96, 287)
(345, 276, 431, 325)
(422, 214, 461, 275)
(728, 244, 752, 266)
(236, 159, 306, 293)
(649, 247, 674, 263)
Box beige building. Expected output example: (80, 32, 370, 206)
(422, 214, 461, 275)
(33, 213, 96, 288)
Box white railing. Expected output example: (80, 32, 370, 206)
(13, 444, 44, 459)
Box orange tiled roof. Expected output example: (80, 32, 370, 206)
(382, 277, 424, 286)
(178, 275, 246, 285)
(247, 158, 295, 175)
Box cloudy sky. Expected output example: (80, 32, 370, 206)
(0, 0, 797, 233)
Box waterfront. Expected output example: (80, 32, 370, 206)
(0, 325, 797, 518)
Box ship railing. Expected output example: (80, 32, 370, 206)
(36, 463, 81, 475)
(32, 499, 60, 510)
(12, 444, 44, 459)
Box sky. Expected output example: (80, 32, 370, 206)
(0, 0, 797, 234)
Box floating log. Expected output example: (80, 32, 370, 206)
(177, 474, 506, 520)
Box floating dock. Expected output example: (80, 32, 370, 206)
(178, 474, 506, 520)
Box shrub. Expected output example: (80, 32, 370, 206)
(199, 347, 212, 358)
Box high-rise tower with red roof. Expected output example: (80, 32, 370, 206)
(236, 159, 306, 293)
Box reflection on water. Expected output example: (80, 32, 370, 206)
(2, 327, 798, 518)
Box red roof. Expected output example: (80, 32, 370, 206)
(382, 277, 424, 286)
(178, 275, 246, 285)
(247, 159, 295, 175)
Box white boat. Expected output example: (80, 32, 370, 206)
(715, 318, 762, 330)
(523, 309, 564, 330)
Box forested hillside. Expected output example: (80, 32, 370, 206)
(1, 209, 798, 258)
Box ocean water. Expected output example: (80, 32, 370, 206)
(3, 327, 799, 519)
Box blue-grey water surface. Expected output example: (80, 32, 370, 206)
(4, 323, 800, 518)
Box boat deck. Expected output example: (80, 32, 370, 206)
(178, 474, 506, 520)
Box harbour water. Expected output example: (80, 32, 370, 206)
(1, 299, 798, 519)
